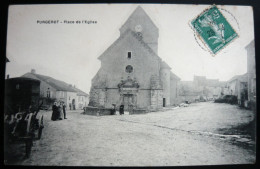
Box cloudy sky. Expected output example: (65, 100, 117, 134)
(6, 4, 254, 93)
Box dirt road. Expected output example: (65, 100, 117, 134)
(5, 102, 256, 166)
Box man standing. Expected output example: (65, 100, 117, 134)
(62, 102, 67, 119)
(119, 105, 124, 115)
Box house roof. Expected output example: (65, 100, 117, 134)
(6, 57, 10, 62)
(228, 73, 248, 83)
(22, 72, 88, 95)
(73, 87, 89, 96)
(23, 73, 77, 92)
(245, 40, 254, 50)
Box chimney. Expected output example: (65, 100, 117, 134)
(31, 69, 36, 74)
(7, 74, 9, 79)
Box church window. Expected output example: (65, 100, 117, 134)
(125, 65, 133, 73)
(136, 32, 142, 38)
(127, 52, 132, 59)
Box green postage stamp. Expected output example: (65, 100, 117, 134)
(191, 5, 238, 55)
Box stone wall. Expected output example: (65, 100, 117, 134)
(150, 75, 163, 110)
(170, 79, 181, 105)
(160, 68, 171, 106)
(246, 40, 256, 101)
(83, 106, 149, 116)
(83, 106, 112, 116)
(88, 87, 100, 107)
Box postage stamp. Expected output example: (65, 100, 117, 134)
(191, 5, 238, 55)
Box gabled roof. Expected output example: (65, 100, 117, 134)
(245, 40, 254, 50)
(73, 88, 89, 96)
(228, 73, 248, 83)
(22, 72, 88, 95)
(161, 61, 171, 70)
(6, 57, 10, 62)
(119, 6, 158, 33)
(23, 72, 77, 92)
(170, 72, 181, 81)
(98, 29, 161, 61)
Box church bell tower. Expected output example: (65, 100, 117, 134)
(119, 6, 159, 54)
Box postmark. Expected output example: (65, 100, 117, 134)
(191, 5, 238, 55)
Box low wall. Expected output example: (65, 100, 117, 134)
(83, 106, 149, 116)
(131, 109, 148, 114)
(83, 106, 112, 116)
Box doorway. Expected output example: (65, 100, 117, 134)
(163, 98, 166, 107)
(72, 99, 75, 110)
(123, 94, 133, 111)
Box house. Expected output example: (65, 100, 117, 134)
(179, 76, 226, 102)
(74, 87, 89, 109)
(22, 69, 89, 110)
(88, 6, 181, 112)
(226, 73, 248, 105)
(245, 40, 256, 102)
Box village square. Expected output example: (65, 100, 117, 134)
(4, 5, 256, 166)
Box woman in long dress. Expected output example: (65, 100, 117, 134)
(57, 102, 63, 120)
(51, 102, 58, 121)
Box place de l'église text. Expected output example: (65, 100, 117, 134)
(37, 20, 97, 24)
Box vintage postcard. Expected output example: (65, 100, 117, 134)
(4, 4, 256, 166)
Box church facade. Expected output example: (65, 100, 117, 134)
(88, 6, 180, 112)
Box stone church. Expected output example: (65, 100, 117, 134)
(88, 6, 180, 112)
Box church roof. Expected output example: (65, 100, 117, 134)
(98, 29, 161, 61)
(119, 6, 158, 32)
(161, 61, 171, 69)
(170, 72, 181, 80)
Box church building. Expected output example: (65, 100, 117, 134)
(88, 6, 180, 112)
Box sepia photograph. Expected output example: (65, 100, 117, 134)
(3, 3, 256, 166)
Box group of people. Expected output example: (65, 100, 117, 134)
(51, 101, 67, 121)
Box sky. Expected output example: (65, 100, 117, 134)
(5, 4, 255, 93)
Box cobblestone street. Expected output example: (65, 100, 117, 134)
(5, 102, 256, 166)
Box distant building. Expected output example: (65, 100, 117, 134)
(74, 87, 89, 109)
(22, 69, 89, 110)
(245, 40, 256, 102)
(179, 76, 226, 102)
(226, 73, 248, 105)
(88, 6, 181, 112)
(224, 40, 256, 107)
